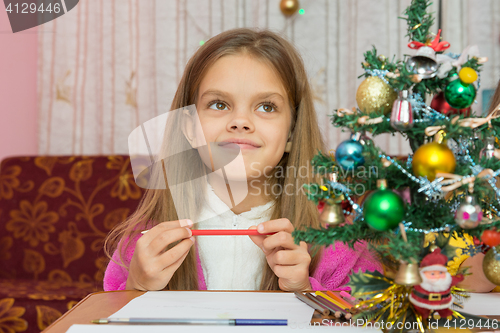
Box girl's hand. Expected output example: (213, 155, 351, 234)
(248, 218, 312, 291)
(126, 220, 195, 291)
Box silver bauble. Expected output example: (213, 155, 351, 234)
(480, 136, 496, 160)
(390, 90, 414, 131)
(406, 46, 439, 79)
(455, 195, 482, 229)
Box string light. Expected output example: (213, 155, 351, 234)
(298, 8, 305, 15)
(324, 180, 362, 214)
(492, 246, 500, 260)
(199, 41, 205, 46)
(402, 221, 452, 234)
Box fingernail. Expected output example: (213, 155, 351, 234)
(189, 236, 195, 243)
(185, 227, 192, 237)
(257, 224, 264, 232)
(180, 219, 194, 227)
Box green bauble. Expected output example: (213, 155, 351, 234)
(363, 189, 405, 231)
(444, 78, 476, 109)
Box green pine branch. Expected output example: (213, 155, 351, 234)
(359, 47, 400, 77)
(401, 0, 435, 43)
(331, 109, 500, 146)
(295, 0, 500, 277)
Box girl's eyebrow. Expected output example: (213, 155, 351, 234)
(200, 89, 284, 102)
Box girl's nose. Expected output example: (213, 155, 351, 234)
(227, 109, 254, 133)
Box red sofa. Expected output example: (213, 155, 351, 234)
(0, 156, 143, 332)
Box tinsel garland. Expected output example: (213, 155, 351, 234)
(331, 106, 497, 146)
(344, 271, 490, 332)
(297, 131, 500, 261)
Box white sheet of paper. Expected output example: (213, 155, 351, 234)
(66, 324, 382, 332)
(64, 292, 500, 333)
(109, 291, 314, 326)
(455, 292, 500, 316)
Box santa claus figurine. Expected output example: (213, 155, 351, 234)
(409, 248, 464, 319)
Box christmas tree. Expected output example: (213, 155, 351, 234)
(292, 0, 500, 329)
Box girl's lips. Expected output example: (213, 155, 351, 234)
(218, 139, 261, 150)
(219, 142, 260, 150)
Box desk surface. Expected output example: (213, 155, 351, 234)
(44, 290, 330, 333)
(44, 291, 500, 333)
(44, 291, 145, 333)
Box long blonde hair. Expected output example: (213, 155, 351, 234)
(488, 80, 500, 115)
(104, 28, 325, 290)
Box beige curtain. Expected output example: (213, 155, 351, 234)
(38, 0, 500, 156)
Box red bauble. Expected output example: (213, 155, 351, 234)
(482, 229, 500, 247)
(341, 199, 352, 214)
(430, 92, 471, 116)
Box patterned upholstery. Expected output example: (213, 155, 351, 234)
(0, 156, 143, 332)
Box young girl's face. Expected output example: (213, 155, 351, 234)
(196, 53, 292, 182)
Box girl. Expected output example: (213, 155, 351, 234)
(487, 80, 500, 115)
(103, 28, 381, 292)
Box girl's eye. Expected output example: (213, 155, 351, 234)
(256, 103, 277, 113)
(208, 102, 228, 111)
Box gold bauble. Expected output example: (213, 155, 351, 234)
(279, 0, 299, 16)
(319, 200, 345, 227)
(483, 247, 500, 285)
(412, 142, 456, 181)
(394, 261, 422, 286)
(355, 76, 398, 114)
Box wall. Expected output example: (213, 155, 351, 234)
(35, 0, 500, 157)
(0, 6, 38, 163)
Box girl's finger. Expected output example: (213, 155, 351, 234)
(157, 243, 193, 287)
(274, 250, 300, 266)
(273, 249, 305, 266)
(273, 264, 300, 279)
(248, 225, 269, 253)
(147, 227, 193, 256)
(262, 231, 298, 252)
(158, 237, 195, 269)
(139, 219, 193, 247)
(257, 218, 294, 234)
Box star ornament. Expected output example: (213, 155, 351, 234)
(408, 29, 450, 52)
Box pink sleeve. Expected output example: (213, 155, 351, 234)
(309, 241, 382, 291)
(103, 234, 207, 291)
(103, 235, 140, 291)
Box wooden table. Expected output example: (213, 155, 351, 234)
(43, 290, 331, 333)
(43, 290, 500, 333)
(44, 291, 144, 333)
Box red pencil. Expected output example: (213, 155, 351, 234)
(141, 229, 276, 236)
(192, 229, 276, 236)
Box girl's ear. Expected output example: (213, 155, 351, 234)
(284, 132, 292, 153)
(181, 106, 208, 149)
(181, 108, 197, 147)
(284, 142, 292, 153)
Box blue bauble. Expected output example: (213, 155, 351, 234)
(335, 139, 365, 169)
